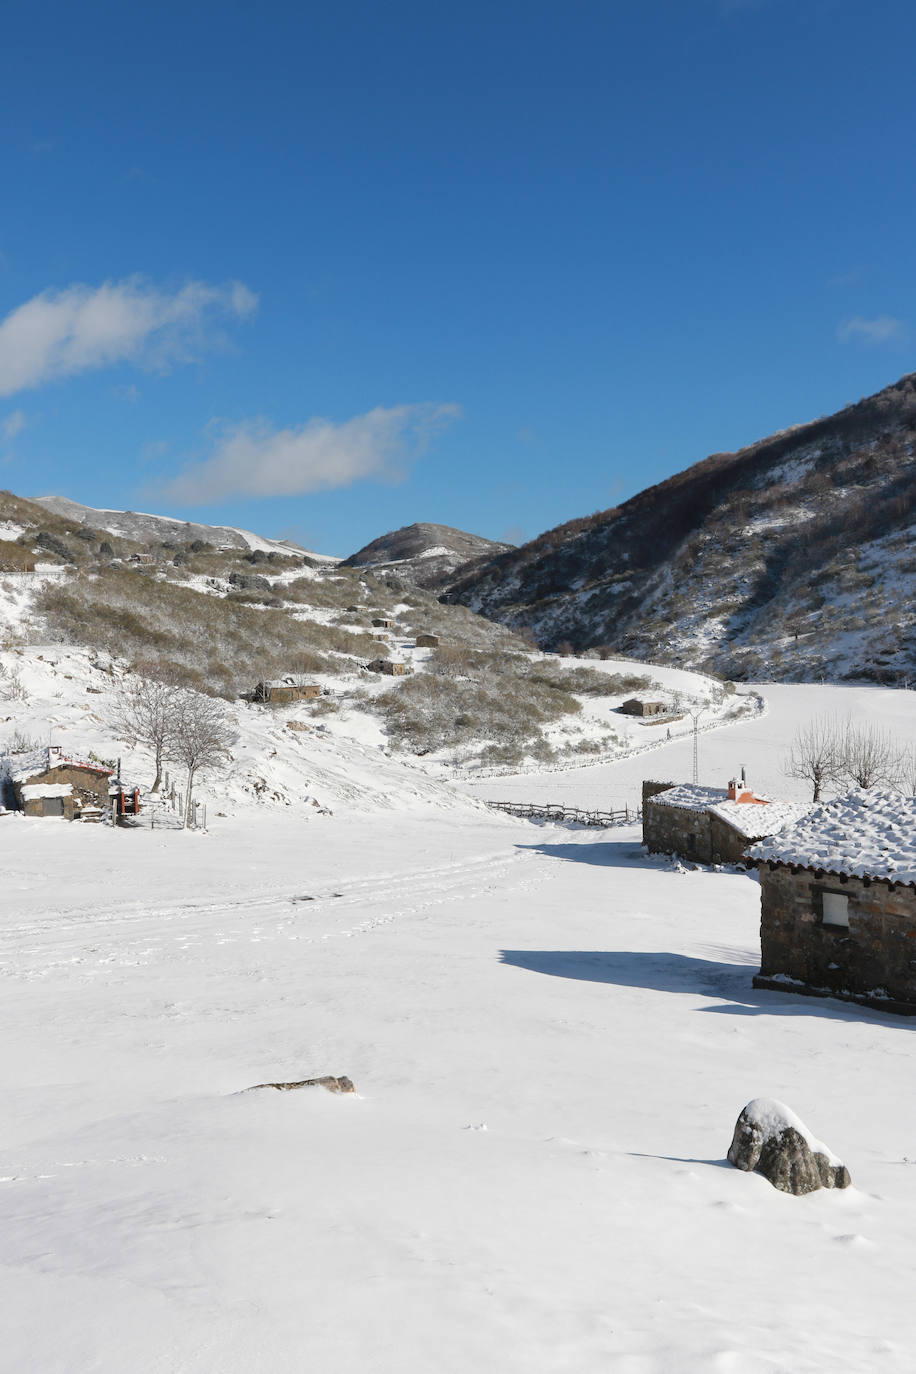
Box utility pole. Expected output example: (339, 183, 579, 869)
(689, 709, 704, 784)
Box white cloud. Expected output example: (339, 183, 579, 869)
(0, 277, 258, 397)
(837, 314, 905, 345)
(1, 409, 27, 442)
(162, 403, 462, 505)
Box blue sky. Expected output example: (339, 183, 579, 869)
(1, 0, 914, 555)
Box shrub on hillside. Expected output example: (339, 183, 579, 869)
(33, 566, 379, 698)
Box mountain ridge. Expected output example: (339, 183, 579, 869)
(443, 370, 916, 684)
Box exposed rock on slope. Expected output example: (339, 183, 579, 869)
(342, 522, 513, 589)
(445, 372, 916, 684)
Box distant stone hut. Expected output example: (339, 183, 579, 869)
(749, 789, 916, 1015)
(371, 618, 392, 629)
(368, 659, 407, 676)
(620, 698, 667, 717)
(415, 633, 439, 648)
(254, 678, 322, 704)
(642, 777, 806, 865)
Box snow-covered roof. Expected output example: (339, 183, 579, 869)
(650, 784, 727, 812)
(263, 677, 319, 689)
(709, 799, 813, 841)
(748, 788, 916, 884)
(20, 782, 72, 800)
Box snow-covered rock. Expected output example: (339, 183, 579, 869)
(727, 1098, 851, 1195)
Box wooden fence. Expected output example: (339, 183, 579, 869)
(486, 801, 636, 827)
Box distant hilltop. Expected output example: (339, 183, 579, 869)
(341, 521, 514, 590)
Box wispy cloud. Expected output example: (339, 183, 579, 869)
(837, 314, 905, 345)
(0, 277, 258, 397)
(1, 409, 27, 442)
(161, 403, 462, 505)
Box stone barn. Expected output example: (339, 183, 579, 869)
(749, 789, 916, 1015)
(7, 746, 114, 820)
(620, 698, 667, 717)
(254, 678, 322, 704)
(371, 618, 392, 629)
(642, 777, 801, 865)
(416, 633, 439, 648)
(368, 659, 407, 676)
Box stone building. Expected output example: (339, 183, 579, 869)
(371, 618, 392, 629)
(5, 746, 114, 820)
(619, 698, 667, 717)
(415, 633, 439, 648)
(749, 789, 916, 1015)
(367, 659, 407, 676)
(642, 777, 805, 865)
(254, 678, 322, 704)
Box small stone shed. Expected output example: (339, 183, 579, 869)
(371, 618, 392, 629)
(6, 746, 114, 820)
(416, 633, 439, 648)
(368, 659, 407, 676)
(255, 678, 322, 704)
(749, 789, 916, 1015)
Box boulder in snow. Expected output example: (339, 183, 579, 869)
(249, 1075, 355, 1094)
(727, 1098, 851, 1195)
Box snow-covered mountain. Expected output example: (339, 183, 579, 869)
(31, 494, 336, 562)
(445, 370, 916, 685)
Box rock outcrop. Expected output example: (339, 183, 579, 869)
(727, 1098, 851, 1195)
(249, 1075, 355, 1094)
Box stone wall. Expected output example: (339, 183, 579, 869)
(643, 797, 712, 863)
(709, 815, 756, 866)
(23, 794, 77, 820)
(754, 862, 916, 1013)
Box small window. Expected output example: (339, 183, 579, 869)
(822, 892, 849, 928)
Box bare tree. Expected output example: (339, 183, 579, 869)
(784, 716, 844, 801)
(838, 719, 902, 789)
(896, 744, 916, 796)
(168, 691, 237, 827)
(109, 662, 181, 792)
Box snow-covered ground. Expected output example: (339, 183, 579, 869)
(462, 682, 916, 812)
(3, 800, 916, 1373)
(2, 636, 916, 1372)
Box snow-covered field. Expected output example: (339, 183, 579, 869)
(463, 681, 916, 812)
(2, 672, 916, 1371)
(3, 812, 915, 1373)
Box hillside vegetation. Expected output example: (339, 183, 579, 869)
(445, 370, 916, 685)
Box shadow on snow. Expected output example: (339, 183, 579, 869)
(498, 948, 913, 1025)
